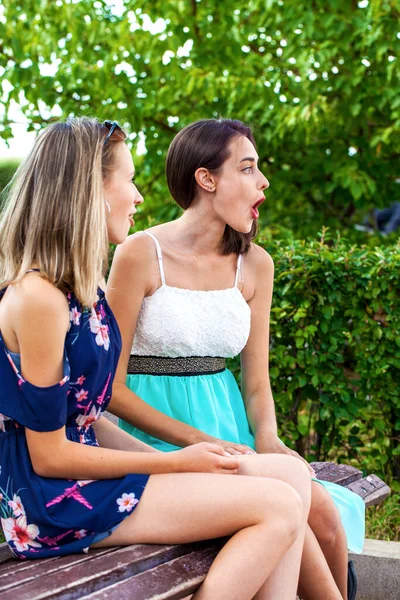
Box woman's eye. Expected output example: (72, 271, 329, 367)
(242, 166, 252, 173)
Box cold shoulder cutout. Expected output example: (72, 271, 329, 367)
(0, 286, 149, 559)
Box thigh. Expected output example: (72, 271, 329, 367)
(92, 472, 299, 548)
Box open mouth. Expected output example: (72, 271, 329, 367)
(251, 197, 265, 220)
(128, 211, 137, 227)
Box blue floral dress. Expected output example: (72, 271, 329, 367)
(0, 283, 149, 560)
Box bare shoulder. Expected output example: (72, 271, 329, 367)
(113, 231, 159, 265)
(108, 231, 160, 297)
(246, 243, 274, 275)
(4, 274, 69, 335)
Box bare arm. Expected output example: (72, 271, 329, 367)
(241, 246, 279, 451)
(106, 234, 216, 448)
(241, 247, 315, 473)
(92, 415, 160, 452)
(9, 276, 238, 479)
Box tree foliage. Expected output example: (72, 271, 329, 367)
(0, 0, 399, 235)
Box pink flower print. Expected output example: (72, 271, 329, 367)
(74, 529, 88, 539)
(76, 405, 102, 428)
(70, 307, 81, 326)
(77, 375, 86, 386)
(75, 389, 89, 404)
(37, 530, 74, 546)
(97, 373, 111, 407)
(59, 374, 69, 386)
(1, 516, 41, 553)
(46, 481, 94, 510)
(89, 308, 110, 351)
(6, 353, 17, 373)
(8, 494, 25, 518)
(117, 492, 139, 513)
(0, 413, 10, 433)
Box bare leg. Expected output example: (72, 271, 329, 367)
(298, 526, 343, 600)
(92, 472, 303, 600)
(305, 482, 348, 598)
(237, 454, 310, 600)
(234, 455, 342, 600)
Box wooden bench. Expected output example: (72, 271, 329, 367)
(0, 463, 390, 600)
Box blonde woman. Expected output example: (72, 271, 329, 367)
(0, 117, 311, 600)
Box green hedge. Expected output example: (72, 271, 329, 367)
(231, 230, 400, 486)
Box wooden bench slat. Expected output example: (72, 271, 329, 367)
(0, 548, 117, 591)
(0, 543, 197, 599)
(0, 544, 14, 566)
(346, 474, 391, 508)
(80, 543, 224, 600)
(311, 461, 362, 486)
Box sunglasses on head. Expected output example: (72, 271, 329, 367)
(102, 120, 122, 146)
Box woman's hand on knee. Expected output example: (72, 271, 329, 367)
(206, 436, 256, 456)
(256, 435, 316, 477)
(170, 442, 241, 474)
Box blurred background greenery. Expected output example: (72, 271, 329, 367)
(1, 0, 399, 539)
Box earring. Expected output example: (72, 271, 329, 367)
(105, 200, 111, 214)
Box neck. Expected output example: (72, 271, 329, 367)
(175, 205, 226, 255)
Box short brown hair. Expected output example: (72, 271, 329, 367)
(166, 118, 258, 254)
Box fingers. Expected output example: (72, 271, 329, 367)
(217, 455, 241, 471)
(205, 443, 230, 456)
(241, 445, 256, 455)
(292, 450, 317, 478)
(224, 444, 256, 456)
(307, 461, 317, 478)
(225, 446, 240, 455)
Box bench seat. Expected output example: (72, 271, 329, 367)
(0, 463, 390, 599)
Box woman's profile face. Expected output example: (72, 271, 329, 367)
(210, 135, 269, 233)
(104, 143, 143, 245)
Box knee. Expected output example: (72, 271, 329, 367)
(310, 487, 342, 545)
(266, 481, 304, 544)
(282, 456, 312, 510)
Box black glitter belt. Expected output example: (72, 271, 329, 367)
(127, 355, 226, 376)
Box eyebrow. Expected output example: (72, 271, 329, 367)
(239, 156, 258, 163)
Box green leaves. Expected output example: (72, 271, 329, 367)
(0, 0, 399, 236)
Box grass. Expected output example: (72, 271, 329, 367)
(365, 492, 399, 542)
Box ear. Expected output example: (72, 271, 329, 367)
(194, 167, 216, 193)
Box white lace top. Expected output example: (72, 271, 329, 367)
(131, 231, 251, 358)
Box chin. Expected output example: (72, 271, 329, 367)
(109, 230, 129, 246)
(236, 224, 253, 234)
(226, 221, 252, 234)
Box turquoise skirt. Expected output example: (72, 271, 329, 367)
(122, 369, 365, 553)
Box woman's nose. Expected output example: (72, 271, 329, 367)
(260, 175, 269, 190)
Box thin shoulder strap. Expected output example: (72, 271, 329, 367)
(234, 254, 243, 288)
(143, 231, 166, 286)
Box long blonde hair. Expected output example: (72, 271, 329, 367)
(0, 117, 126, 306)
